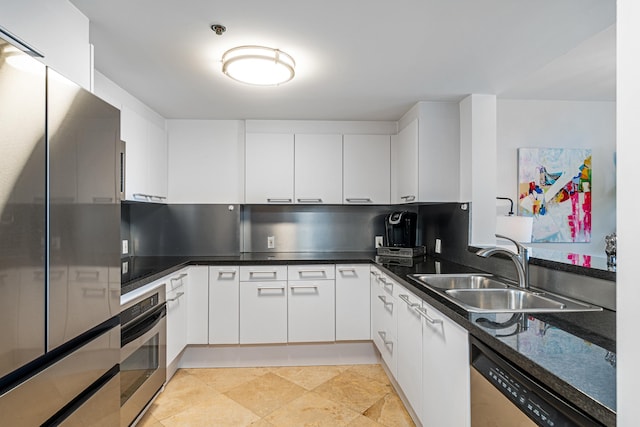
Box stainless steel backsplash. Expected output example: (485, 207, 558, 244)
(242, 205, 412, 252)
(125, 203, 411, 255)
(127, 203, 241, 256)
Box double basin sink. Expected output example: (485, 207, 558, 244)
(408, 273, 602, 313)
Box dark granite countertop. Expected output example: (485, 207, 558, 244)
(121, 253, 616, 426)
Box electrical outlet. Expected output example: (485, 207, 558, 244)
(122, 260, 129, 274)
(122, 239, 129, 255)
(375, 236, 384, 248)
(435, 238, 442, 254)
(267, 236, 275, 249)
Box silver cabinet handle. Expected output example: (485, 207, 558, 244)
(217, 270, 237, 278)
(345, 198, 373, 203)
(338, 267, 357, 277)
(398, 294, 421, 308)
(171, 273, 188, 281)
(400, 195, 416, 202)
(133, 193, 166, 202)
(249, 271, 278, 278)
(296, 269, 327, 278)
(267, 198, 292, 203)
(92, 197, 113, 203)
(257, 286, 285, 294)
(370, 270, 380, 278)
(377, 331, 394, 348)
(290, 285, 319, 293)
(415, 306, 443, 325)
(167, 291, 185, 302)
(377, 295, 393, 307)
(297, 198, 322, 203)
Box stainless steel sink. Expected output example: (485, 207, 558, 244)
(408, 273, 509, 290)
(445, 289, 569, 312)
(407, 273, 602, 313)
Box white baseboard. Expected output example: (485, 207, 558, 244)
(177, 341, 378, 369)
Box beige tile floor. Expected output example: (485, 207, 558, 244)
(137, 364, 416, 427)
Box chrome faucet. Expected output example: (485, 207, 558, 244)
(476, 234, 530, 289)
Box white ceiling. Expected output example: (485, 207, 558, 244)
(70, 0, 616, 121)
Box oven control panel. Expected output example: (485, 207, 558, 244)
(121, 293, 160, 326)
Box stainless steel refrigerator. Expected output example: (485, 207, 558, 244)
(0, 28, 120, 425)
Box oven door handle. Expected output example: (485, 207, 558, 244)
(121, 305, 166, 353)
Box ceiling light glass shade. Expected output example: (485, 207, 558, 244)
(222, 45, 295, 86)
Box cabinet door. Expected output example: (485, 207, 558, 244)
(371, 271, 397, 376)
(239, 281, 288, 344)
(391, 118, 418, 204)
(209, 266, 240, 344)
(335, 265, 370, 340)
(147, 120, 168, 200)
(187, 266, 209, 345)
(166, 277, 188, 366)
(294, 134, 343, 204)
(396, 288, 423, 422)
(422, 301, 470, 427)
(121, 106, 148, 201)
(121, 107, 167, 202)
(288, 280, 335, 342)
(343, 134, 390, 204)
(167, 120, 244, 203)
(245, 133, 294, 203)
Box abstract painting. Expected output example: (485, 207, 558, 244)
(517, 148, 592, 243)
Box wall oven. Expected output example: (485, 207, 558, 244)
(120, 285, 166, 427)
(470, 336, 602, 427)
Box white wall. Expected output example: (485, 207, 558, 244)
(93, 71, 166, 129)
(617, 0, 639, 424)
(496, 100, 616, 255)
(460, 95, 498, 247)
(0, 0, 91, 89)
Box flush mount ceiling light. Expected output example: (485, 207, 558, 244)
(221, 45, 296, 86)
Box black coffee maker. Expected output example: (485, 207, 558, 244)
(384, 211, 417, 247)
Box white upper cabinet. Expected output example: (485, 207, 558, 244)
(294, 134, 343, 204)
(245, 133, 294, 204)
(121, 106, 168, 202)
(391, 118, 419, 204)
(392, 102, 460, 204)
(343, 134, 390, 204)
(0, 1, 91, 89)
(168, 120, 244, 203)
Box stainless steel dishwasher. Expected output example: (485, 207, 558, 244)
(470, 336, 603, 426)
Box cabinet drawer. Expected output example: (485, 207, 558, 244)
(240, 265, 287, 281)
(287, 264, 335, 280)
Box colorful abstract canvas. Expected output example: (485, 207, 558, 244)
(517, 148, 592, 243)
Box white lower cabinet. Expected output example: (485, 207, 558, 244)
(166, 269, 188, 367)
(335, 265, 371, 341)
(288, 280, 335, 342)
(370, 268, 398, 377)
(186, 266, 209, 344)
(396, 287, 424, 423)
(287, 264, 335, 342)
(422, 301, 470, 427)
(239, 266, 288, 344)
(208, 266, 240, 344)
